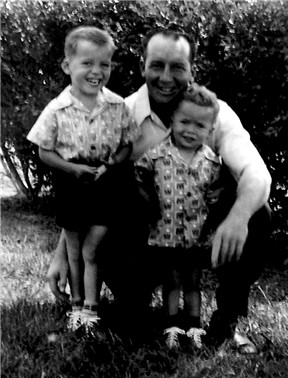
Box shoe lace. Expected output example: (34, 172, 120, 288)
(66, 310, 82, 331)
(186, 327, 206, 348)
(164, 327, 185, 348)
(81, 313, 101, 331)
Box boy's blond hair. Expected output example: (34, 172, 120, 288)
(180, 83, 219, 124)
(64, 26, 116, 57)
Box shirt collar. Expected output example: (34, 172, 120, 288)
(54, 85, 123, 110)
(131, 84, 152, 126)
(131, 84, 167, 130)
(156, 136, 221, 164)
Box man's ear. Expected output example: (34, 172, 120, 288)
(140, 56, 145, 78)
(61, 58, 70, 75)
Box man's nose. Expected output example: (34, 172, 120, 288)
(160, 65, 173, 82)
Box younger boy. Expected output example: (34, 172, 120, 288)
(135, 83, 221, 348)
(27, 26, 139, 332)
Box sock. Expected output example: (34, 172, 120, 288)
(83, 301, 98, 314)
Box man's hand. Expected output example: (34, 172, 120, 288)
(211, 212, 249, 268)
(47, 231, 70, 302)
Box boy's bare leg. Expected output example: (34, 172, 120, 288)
(64, 229, 82, 304)
(182, 265, 202, 327)
(82, 225, 108, 309)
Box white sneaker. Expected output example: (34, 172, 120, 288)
(163, 327, 186, 348)
(186, 327, 206, 348)
(66, 308, 83, 331)
(81, 311, 101, 333)
(234, 330, 257, 354)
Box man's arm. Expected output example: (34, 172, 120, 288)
(47, 229, 70, 302)
(211, 102, 271, 267)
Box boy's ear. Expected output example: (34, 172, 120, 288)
(61, 58, 70, 74)
(140, 56, 145, 78)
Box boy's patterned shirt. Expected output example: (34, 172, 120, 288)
(27, 86, 140, 164)
(135, 136, 221, 248)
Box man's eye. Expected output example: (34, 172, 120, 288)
(172, 65, 185, 72)
(101, 62, 110, 68)
(150, 62, 163, 69)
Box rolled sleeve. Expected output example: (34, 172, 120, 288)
(214, 100, 271, 201)
(27, 104, 58, 151)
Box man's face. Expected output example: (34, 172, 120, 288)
(141, 34, 193, 104)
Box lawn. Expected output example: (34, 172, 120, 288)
(1, 194, 288, 378)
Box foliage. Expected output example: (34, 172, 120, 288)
(1, 0, 288, 248)
(1, 200, 288, 377)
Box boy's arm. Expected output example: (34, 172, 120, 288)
(111, 142, 132, 165)
(39, 147, 99, 181)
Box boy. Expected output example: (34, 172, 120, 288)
(135, 83, 221, 348)
(27, 26, 139, 333)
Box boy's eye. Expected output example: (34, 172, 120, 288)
(180, 119, 190, 125)
(101, 62, 111, 68)
(83, 61, 92, 66)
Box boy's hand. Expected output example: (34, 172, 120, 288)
(72, 164, 99, 182)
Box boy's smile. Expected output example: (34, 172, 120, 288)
(172, 100, 214, 152)
(62, 40, 113, 107)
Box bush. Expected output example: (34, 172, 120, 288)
(1, 0, 287, 254)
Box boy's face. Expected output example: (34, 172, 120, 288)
(172, 100, 214, 152)
(141, 34, 192, 104)
(62, 39, 113, 102)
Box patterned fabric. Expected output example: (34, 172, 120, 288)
(135, 136, 221, 248)
(27, 86, 140, 164)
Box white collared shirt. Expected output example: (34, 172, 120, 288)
(126, 84, 271, 190)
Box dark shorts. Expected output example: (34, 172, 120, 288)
(55, 162, 139, 232)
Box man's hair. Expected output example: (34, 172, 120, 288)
(64, 26, 116, 57)
(177, 83, 220, 123)
(141, 26, 197, 63)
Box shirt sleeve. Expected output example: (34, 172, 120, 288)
(120, 103, 141, 145)
(26, 102, 58, 151)
(213, 100, 271, 183)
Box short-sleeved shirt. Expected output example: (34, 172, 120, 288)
(125, 84, 270, 188)
(135, 136, 221, 248)
(27, 85, 140, 164)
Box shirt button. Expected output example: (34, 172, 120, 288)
(187, 192, 192, 197)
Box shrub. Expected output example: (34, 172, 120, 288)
(1, 0, 287, 254)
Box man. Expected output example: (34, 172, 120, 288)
(47, 28, 271, 351)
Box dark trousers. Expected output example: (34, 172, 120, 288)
(99, 164, 272, 321)
(214, 203, 271, 319)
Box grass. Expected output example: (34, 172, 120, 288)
(1, 195, 288, 378)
